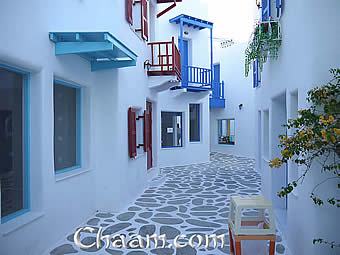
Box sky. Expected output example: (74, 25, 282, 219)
(201, 0, 257, 43)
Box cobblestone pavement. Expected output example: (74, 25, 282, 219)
(49, 153, 288, 255)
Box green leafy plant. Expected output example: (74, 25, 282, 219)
(245, 20, 282, 77)
(269, 68, 340, 249)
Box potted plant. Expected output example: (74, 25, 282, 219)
(245, 19, 282, 77)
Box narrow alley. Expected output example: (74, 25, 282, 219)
(50, 153, 287, 255)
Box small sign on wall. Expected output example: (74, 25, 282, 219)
(167, 128, 174, 133)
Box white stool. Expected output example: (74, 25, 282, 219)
(228, 195, 276, 255)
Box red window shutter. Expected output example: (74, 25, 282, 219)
(143, 110, 150, 152)
(141, 0, 149, 41)
(126, 0, 133, 25)
(128, 107, 137, 158)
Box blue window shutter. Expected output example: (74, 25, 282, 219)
(253, 60, 258, 88)
(261, 0, 271, 21)
(253, 60, 261, 88)
(276, 0, 282, 18)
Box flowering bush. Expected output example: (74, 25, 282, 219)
(269, 68, 340, 248)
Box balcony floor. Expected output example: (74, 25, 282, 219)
(49, 153, 289, 255)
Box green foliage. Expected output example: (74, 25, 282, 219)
(245, 20, 282, 77)
(269, 68, 340, 248)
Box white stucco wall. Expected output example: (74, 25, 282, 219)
(0, 0, 213, 254)
(0, 1, 155, 254)
(154, 0, 211, 167)
(158, 90, 210, 167)
(155, 0, 211, 70)
(254, 1, 340, 255)
(210, 43, 255, 159)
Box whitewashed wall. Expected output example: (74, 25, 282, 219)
(157, 91, 210, 167)
(155, 0, 211, 167)
(210, 43, 255, 159)
(0, 0, 213, 254)
(0, 0, 156, 254)
(255, 1, 340, 255)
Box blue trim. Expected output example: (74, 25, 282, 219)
(1, 208, 30, 224)
(217, 119, 235, 145)
(210, 98, 225, 109)
(179, 38, 189, 87)
(49, 32, 138, 71)
(261, 0, 271, 21)
(53, 79, 82, 174)
(0, 63, 31, 224)
(253, 59, 261, 88)
(211, 63, 223, 101)
(174, 16, 213, 91)
(170, 14, 213, 30)
(276, 0, 282, 18)
(23, 72, 31, 212)
(54, 165, 82, 175)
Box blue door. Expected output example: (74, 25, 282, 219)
(179, 39, 189, 87)
(213, 64, 220, 98)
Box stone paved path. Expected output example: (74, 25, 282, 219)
(49, 153, 288, 255)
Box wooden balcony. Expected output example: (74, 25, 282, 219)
(147, 37, 181, 80)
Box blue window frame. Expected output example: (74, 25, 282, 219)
(218, 119, 235, 145)
(262, 0, 271, 21)
(253, 59, 261, 88)
(179, 38, 189, 87)
(0, 63, 30, 223)
(161, 112, 183, 148)
(189, 104, 200, 142)
(53, 80, 81, 173)
(276, 0, 282, 18)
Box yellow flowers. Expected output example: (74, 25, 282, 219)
(321, 128, 339, 143)
(306, 128, 314, 136)
(281, 149, 293, 158)
(319, 115, 335, 125)
(269, 158, 283, 168)
(297, 130, 306, 139)
(330, 135, 336, 143)
(334, 128, 340, 135)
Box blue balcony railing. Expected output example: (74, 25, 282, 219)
(212, 80, 224, 99)
(182, 65, 212, 88)
(210, 80, 225, 108)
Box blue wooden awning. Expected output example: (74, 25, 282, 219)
(49, 32, 138, 71)
(169, 14, 213, 30)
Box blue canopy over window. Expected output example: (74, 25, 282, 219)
(169, 14, 213, 30)
(49, 32, 138, 71)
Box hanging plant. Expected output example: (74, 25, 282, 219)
(245, 20, 282, 77)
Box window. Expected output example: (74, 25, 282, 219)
(189, 104, 200, 142)
(161, 112, 183, 148)
(127, 0, 149, 41)
(0, 65, 29, 223)
(54, 81, 81, 173)
(218, 119, 235, 145)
